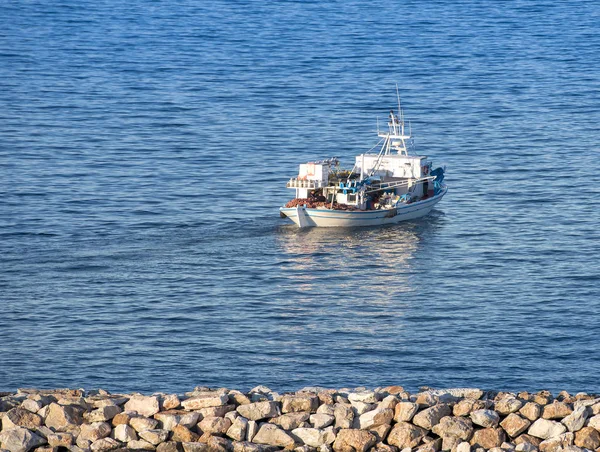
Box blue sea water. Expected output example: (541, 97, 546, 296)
(1, 0, 600, 395)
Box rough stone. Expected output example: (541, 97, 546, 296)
(358, 408, 393, 430)
(528, 419, 567, 439)
(232, 441, 279, 452)
(379, 396, 399, 411)
(500, 414, 531, 438)
(162, 394, 181, 411)
(237, 402, 280, 421)
(574, 426, 600, 450)
(431, 416, 473, 441)
(538, 432, 574, 452)
(181, 394, 228, 411)
(387, 422, 427, 449)
(369, 423, 391, 443)
(171, 424, 199, 442)
(154, 410, 200, 431)
(130, 416, 160, 432)
(520, 403, 542, 422)
(157, 441, 180, 452)
(197, 404, 236, 420)
(394, 402, 419, 422)
(0, 427, 46, 452)
(47, 432, 74, 447)
(247, 420, 258, 442)
(44, 403, 83, 431)
(198, 416, 232, 436)
(269, 412, 310, 430)
(310, 414, 334, 429)
(456, 441, 471, 452)
(111, 412, 133, 426)
(514, 434, 542, 447)
(79, 422, 112, 442)
(85, 405, 122, 423)
(470, 428, 505, 449)
(533, 392, 553, 406)
(470, 409, 500, 428)
(227, 416, 248, 441)
(351, 401, 375, 416)
(454, 399, 488, 417)
(542, 402, 572, 420)
(128, 439, 156, 450)
(348, 392, 378, 404)
(332, 428, 376, 452)
(515, 443, 537, 452)
(252, 424, 295, 448)
(90, 437, 120, 451)
(139, 428, 169, 445)
(412, 404, 451, 430)
(2, 408, 43, 430)
(496, 398, 524, 416)
(124, 396, 161, 417)
(20, 399, 42, 414)
(282, 395, 319, 414)
(292, 428, 333, 448)
(561, 406, 588, 432)
(112, 424, 137, 442)
(205, 436, 233, 452)
(334, 405, 355, 429)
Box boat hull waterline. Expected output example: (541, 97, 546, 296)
(280, 187, 447, 228)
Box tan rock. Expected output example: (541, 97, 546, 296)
(237, 402, 280, 421)
(470, 428, 505, 449)
(496, 398, 524, 416)
(538, 432, 574, 452)
(124, 396, 160, 417)
(387, 422, 427, 449)
(380, 386, 404, 395)
(139, 429, 169, 445)
(431, 416, 473, 441)
(227, 416, 248, 441)
(533, 392, 553, 406)
(85, 405, 122, 423)
(128, 439, 156, 450)
(269, 412, 310, 430)
(171, 424, 199, 442)
(130, 416, 160, 432)
(542, 402, 572, 420)
(453, 399, 488, 417)
(358, 408, 393, 430)
(500, 413, 531, 438)
(112, 424, 137, 442)
(311, 413, 334, 429)
(252, 424, 296, 448)
(520, 403, 542, 422)
(90, 437, 120, 451)
(206, 435, 233, 452)
(369, 423, 391, 443)
(317, 404, 335, 416)
(163, 394, 180, 410)
(348, 392, 378, 404)
(332, 428, 376, 452)
(0, 426, 46, 452)
(154, 410, 200, 430)
(181, 394, 229, 411)
(561, 406, 588, 432)
(157, 441, 180, 452)
(470, 409, 500, 428)
(379, 396, 399, 411)
(79, 422, 112, 442)
(292, 427, 333, 447)
(197, 404, 236, 420)
(456, 441, 471, 452)
(2, 408, 43, 430)
(111, 411, 133, 426)
(232, 441, 279, 452)
(514, 434, 542, 447)
(181, 441, 210, 452)
(229, 391, 252, 406)
(334, 405, 355, 429)
(528, 418, 567, 439)
(44, 403, 83, 431)
(282, 395, 319, 414)
(574, 426, 600, 449)
(198, 416, 232, 436)
(412, 404, 451, 430)
(246, 420, 258, 442)
(47, 432, 74, 447)
(20, 399, 43, 413)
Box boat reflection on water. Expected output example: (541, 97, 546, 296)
(274, 219, 441, 303)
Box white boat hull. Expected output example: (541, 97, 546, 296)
(280, 188, 447, 228)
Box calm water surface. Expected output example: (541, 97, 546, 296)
(1, 0, 600, 394)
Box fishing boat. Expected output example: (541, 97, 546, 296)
(279, 95, 448, 228)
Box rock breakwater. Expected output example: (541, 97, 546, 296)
(1, 386, 599, 452)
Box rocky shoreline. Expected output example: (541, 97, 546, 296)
(1, 386, 599, 452)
